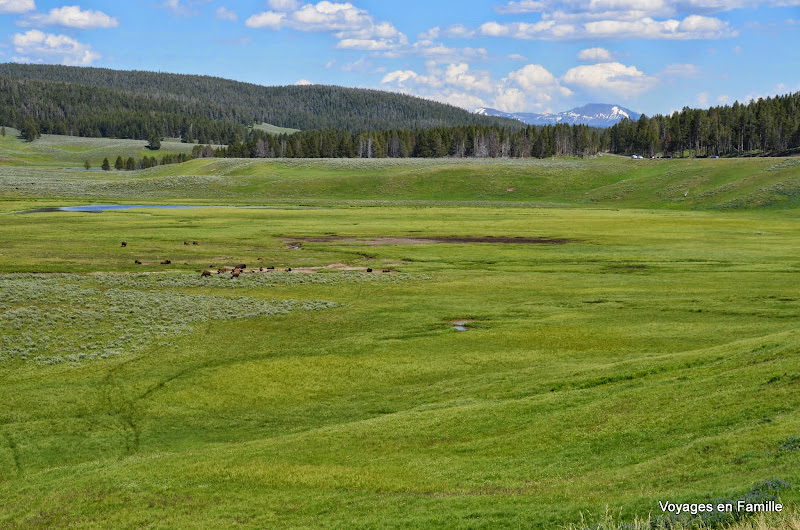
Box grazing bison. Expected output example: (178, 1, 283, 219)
(184, 241, 189, 246)
(366, 268, 373, 272)
(161, 260, 171, 265)
(266, 266, 275, 270)
(121, 241, 127, 247)
(285, 267, 292, 272)
(382, 268, 391, 273)
(236, 264, 247, 270)
(134, 260, 142, 265)
(259, 267, 264, 272)
(192, 241, 199, 246)
(231, 269, 241, 278)
(201, 270, 212, 277)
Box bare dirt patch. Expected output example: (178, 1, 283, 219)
(284, 235, 570, 246)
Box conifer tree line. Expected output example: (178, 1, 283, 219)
(606, 92, 800, 157)
(100, 153, 193, 171)
(193, 124, 602, 159)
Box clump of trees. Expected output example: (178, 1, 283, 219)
(104, 152, 193, 170)
(606, 92, 800, 157)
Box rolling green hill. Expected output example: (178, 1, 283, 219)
(3, 128, 797, 211)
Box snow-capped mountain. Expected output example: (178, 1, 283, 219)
(474, 103, 641, 128)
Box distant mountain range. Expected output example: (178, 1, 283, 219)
(474, 103, 641, 128)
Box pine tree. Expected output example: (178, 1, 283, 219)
(102, 157, 110, 171)
(20, 119, 40, 142)
(84, 159, 91, 170)
(114, 155, 123, 170)
(125, 157, 135, 170)
(1, 126, 5, 137)
(147, 133, 161, 150)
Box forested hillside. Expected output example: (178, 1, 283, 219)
(607, 92, 800, 157)
(0, 63, 520, 142)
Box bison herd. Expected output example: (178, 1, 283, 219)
(121, 240, 393, 277)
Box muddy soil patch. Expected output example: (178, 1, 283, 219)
(285, 235, 571, 246)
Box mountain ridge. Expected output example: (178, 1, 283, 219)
(475, 103, 642, 128)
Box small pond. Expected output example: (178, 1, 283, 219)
(16, 204, 320, 214)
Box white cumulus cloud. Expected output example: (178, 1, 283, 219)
(215, 7, 237, 21)
(337, 38, 396, 50)
(0, 0, 34, 14)
(381, 61, 572, 113)
(12, 29, 100, 65)
(494, 0, 547, 14)
(381, 70, 418, 86)
(562, 61, 656, 96)
(247, 1, 406, 50)
(245, 11, 285, 29)
(268, 0, 300, 10)
(577, 47, 612, 61)
(20, 6, 118, 29)
(469, 0, 750, 41)
(584, 15, 735, 39)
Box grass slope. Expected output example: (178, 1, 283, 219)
(1, 140, 799, 210)
(252, 122, 301, 135)
(0, 139, 799, 528)
(0, 129, 198, 168)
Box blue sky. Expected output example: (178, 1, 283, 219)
(0, 0, 798, 116)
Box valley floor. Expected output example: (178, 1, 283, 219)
(0, 149, 799, 528)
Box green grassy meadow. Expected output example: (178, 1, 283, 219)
(1, 133, 800, 528)
(0, 128, 198, 168)
(252, 122, 301, 135)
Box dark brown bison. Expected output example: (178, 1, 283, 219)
(266, 266, 275, 270)
(236, 264, 247, 270)
(192, 241, 199, 246)
(161, 260, 171, 265)
(134, 260, 142, 265)
(121, 241, 127, 247)
(366, 268, 373, 272)
(183, 241, 189, 246)
(201, 270, 212, 277)
(382, 268, 391, 273)
(285, 267, 292, 272)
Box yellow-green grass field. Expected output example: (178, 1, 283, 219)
(251, 122, 301, 135)
(1, 134, 799, 528)
(0, 128, 199, 168)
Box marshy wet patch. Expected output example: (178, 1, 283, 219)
(450, 319, 475, 331)
(14, 204, 323, 214)
(284, 235, 572, 246)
